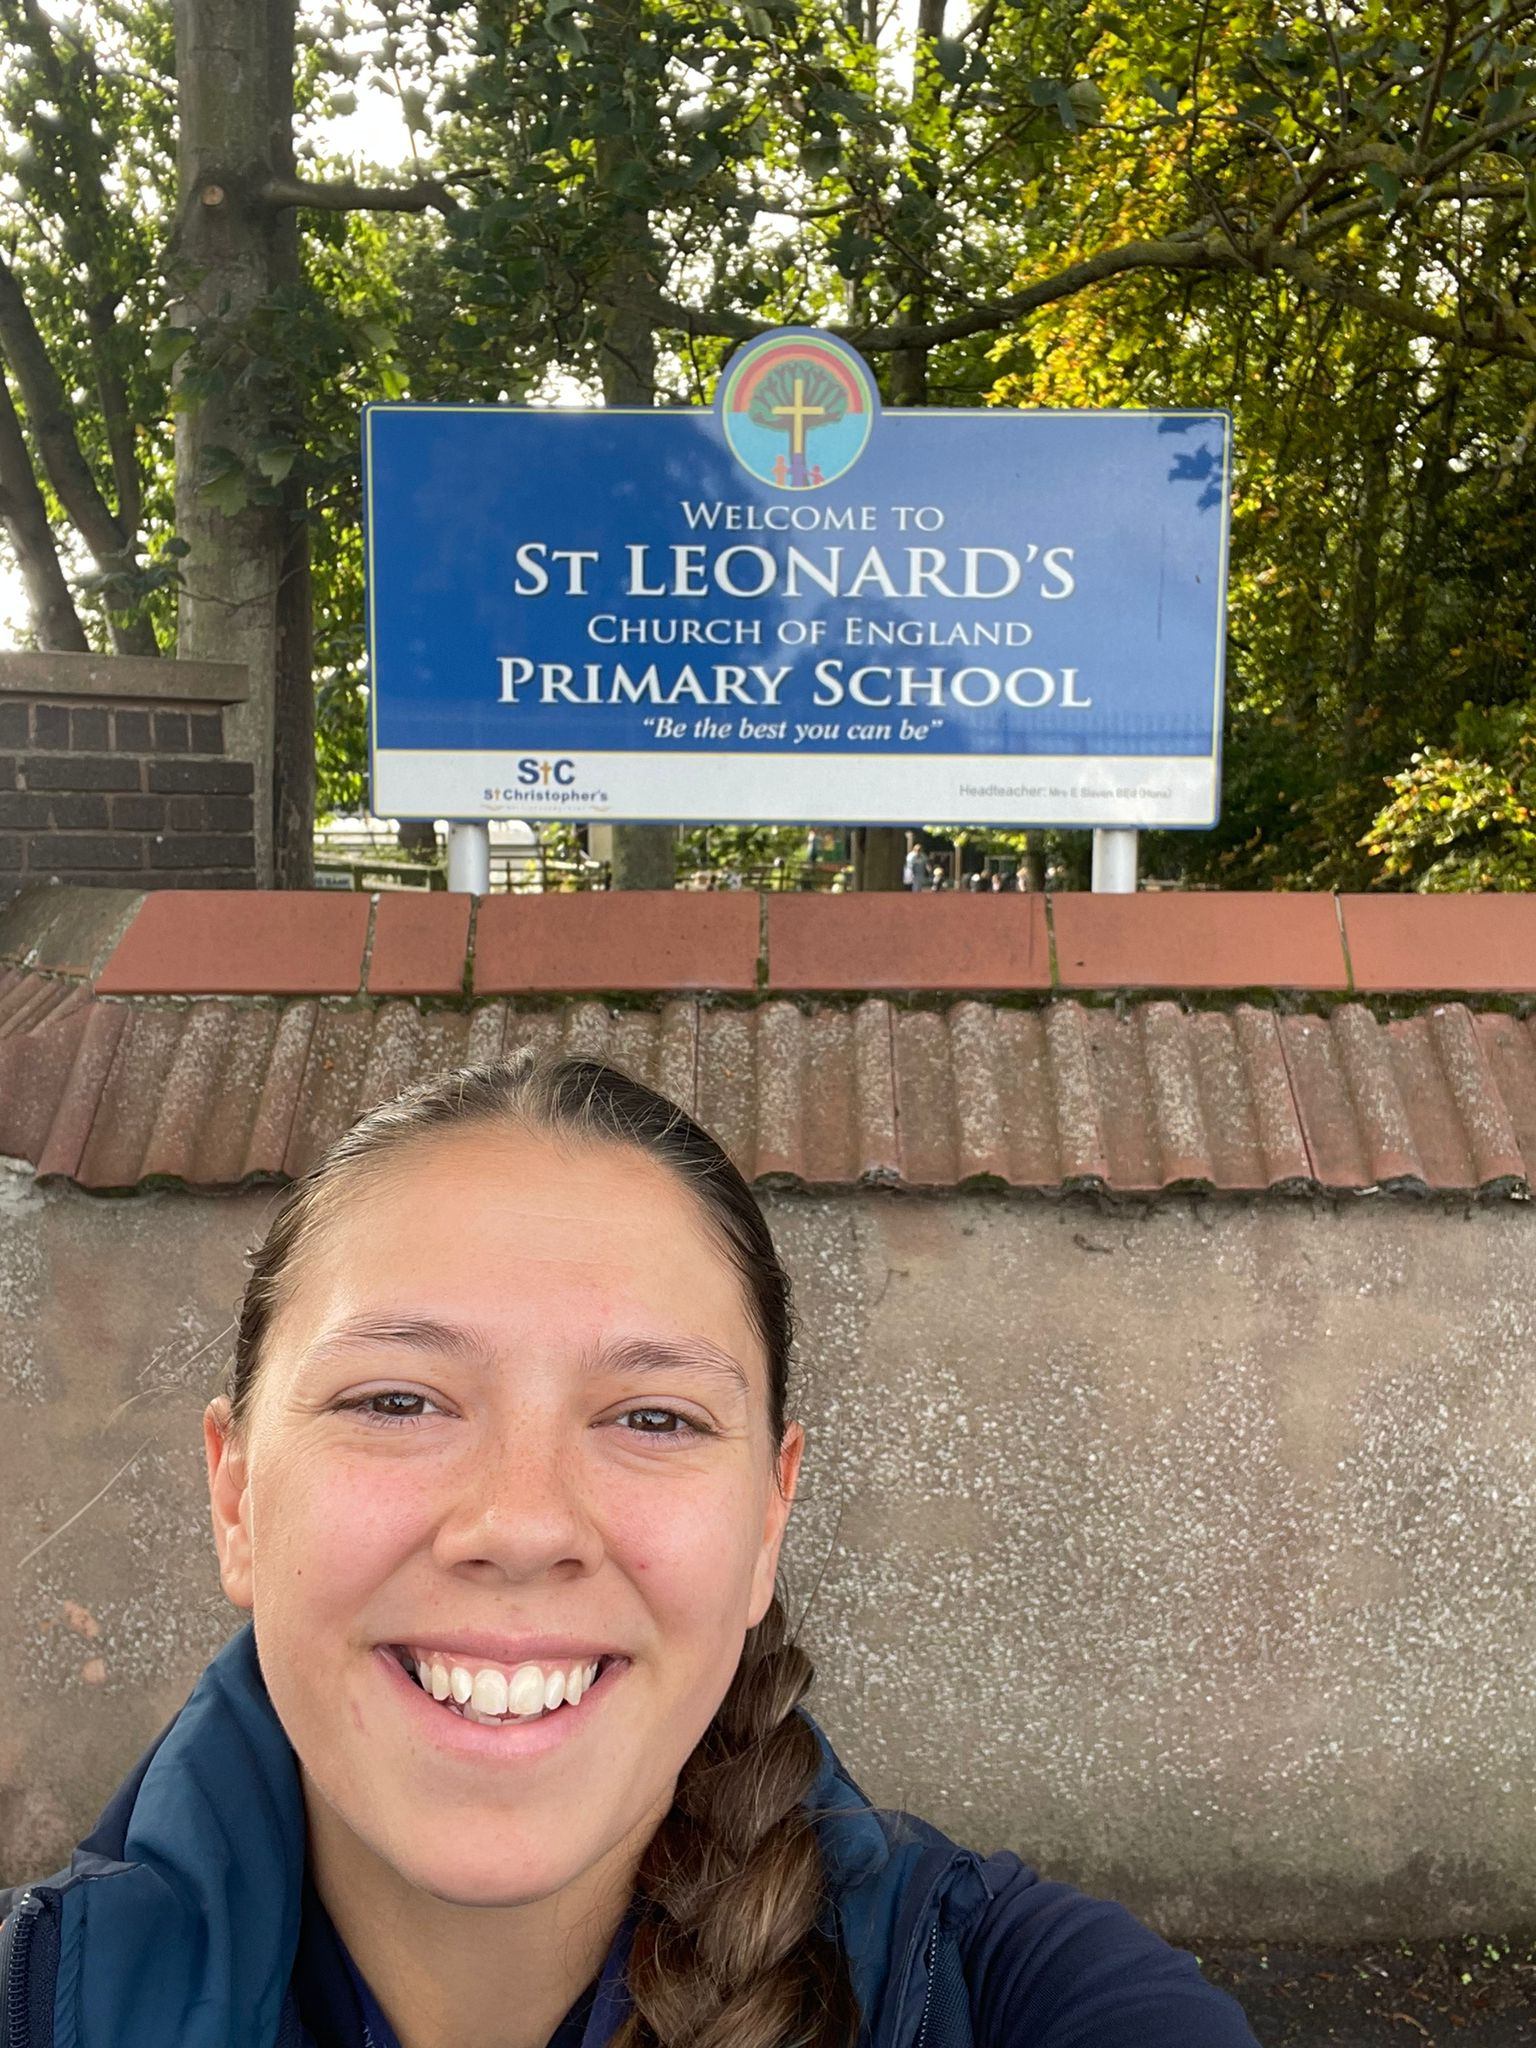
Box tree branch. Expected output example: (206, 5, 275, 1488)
(626, 212, 1536, 362)
(260, 173, 460, 216)
(1252, 232, 1534, 357)
(0, 363, 89, 651)
(0, 252, 133, 565)
(85, 293, 141, 539)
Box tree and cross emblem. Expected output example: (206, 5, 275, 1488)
(719, 332, 876, 490)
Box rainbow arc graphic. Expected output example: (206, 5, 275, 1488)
(718, 331, 877, 490)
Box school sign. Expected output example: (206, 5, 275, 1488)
(363, 329, 1231, 828)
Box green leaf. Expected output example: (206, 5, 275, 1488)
(254, 443, 300, 483)
(198, 466, 249, 517)
(607, 158, 659, 202)
(543, 0, 588, 56)
(149, 327, 196, 372)
(1365, 163, 1401, 210)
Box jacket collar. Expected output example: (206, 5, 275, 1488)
(46, 1621, 928, 2048)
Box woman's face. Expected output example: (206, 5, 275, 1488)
(204, 1124, 802, 1911)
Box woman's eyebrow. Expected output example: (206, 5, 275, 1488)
(301, 1318, 750, 1397)
(303, 1314, 492, 1364)
(587, 1336, 751, 1400)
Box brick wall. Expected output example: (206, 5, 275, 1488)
(0, 651, 256, 898)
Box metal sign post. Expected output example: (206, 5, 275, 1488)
(446, 821, 489, 894)
(1091, 828, 1139, 893)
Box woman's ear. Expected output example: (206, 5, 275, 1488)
(204, 1397, 255, 1612)
(747, 1421, 806, 1628)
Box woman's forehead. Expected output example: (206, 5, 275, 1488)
(268, 1123, 764, 1372)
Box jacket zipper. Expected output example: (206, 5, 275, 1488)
(912, 1922, 938, 2048)
(2, 1890, 40, 2048)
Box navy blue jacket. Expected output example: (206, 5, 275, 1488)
(0, 1623, 1258, 2048)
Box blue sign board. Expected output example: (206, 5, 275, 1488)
(363, 328, 1231, 827)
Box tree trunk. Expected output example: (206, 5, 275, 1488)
(853, 827, 906, 892)
(591, 0, 673, 892)
(851, 0, 945, 891)
(171, 0, 312, 887)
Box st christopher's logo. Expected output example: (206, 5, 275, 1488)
(716, 328, 879, 491)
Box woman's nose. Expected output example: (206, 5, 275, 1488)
(429, 1423, 603, 1581)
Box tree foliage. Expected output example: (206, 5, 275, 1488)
(0, 0, 1532, 884)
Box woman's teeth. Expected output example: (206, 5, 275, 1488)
(403, 1649, 603, 1725)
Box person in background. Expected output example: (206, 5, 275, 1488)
(903, 837, 931, 890)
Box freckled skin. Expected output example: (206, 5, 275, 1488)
(203, 1126, 803, 2048)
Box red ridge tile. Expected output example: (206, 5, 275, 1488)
(474, 893, 757, 994)
(1382, 1015, 1475, 1189)
(77, 1006, 187, 1187)
(1278, 1013, 1369, 1189)
(766, 892, 1048, 992)
(1230, 1007, 1311, 1187)
(1042, 1005, 1111, 1186)
(35, 1003, 127, 1180)
(947, 1002, 1014, 1185)
(851, 1001, 899, 1182)
(96, 891, 370, 996)
(1427, 1006, 1524, 1187)
(752, 1002, 805, 1179)
(1475, 1015, 1536, 1178)
(1052, 891, 1347, 990)
(1184, 1010, 1266, 1189)
(464, 1004, 509, 1067)
(695, 1007, 756, 1171)
(1139, 1000, 1213, 1184)
(284, 1008, 378, 1175)
(1085, 1011, 1164, 1191)
(367, 894, 471, 997)
(244, 1003, 316, 1177)
(2, 969, 1532, 1197)
(1333, 1005, 1424, 1185)
(1340, 893, 1536, 993)
(989, 1010, 1062, 1187)
(141, 1003, 245, 1183)
(893, 1009, 959, 1186)
(0, 999, 87, 1163)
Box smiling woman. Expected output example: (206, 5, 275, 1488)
(0, 1054, 1260, 2048)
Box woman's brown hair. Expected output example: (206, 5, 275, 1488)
(225, 1051, 861, 2048)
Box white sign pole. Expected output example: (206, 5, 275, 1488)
(1091, 828, 1139, 893)
(446, 821, 490, 894)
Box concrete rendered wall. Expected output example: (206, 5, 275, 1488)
(3, 1167, 1533, 1941)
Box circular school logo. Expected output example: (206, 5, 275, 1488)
(716, 328, 879, 491)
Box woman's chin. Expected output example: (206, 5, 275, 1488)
(404, 1858, 578, 1910)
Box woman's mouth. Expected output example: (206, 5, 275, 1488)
(378, 1644, 627, 1740)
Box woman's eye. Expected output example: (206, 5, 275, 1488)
(338, 1391, 442, 1428)
(616, 1406, 709, 1442)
